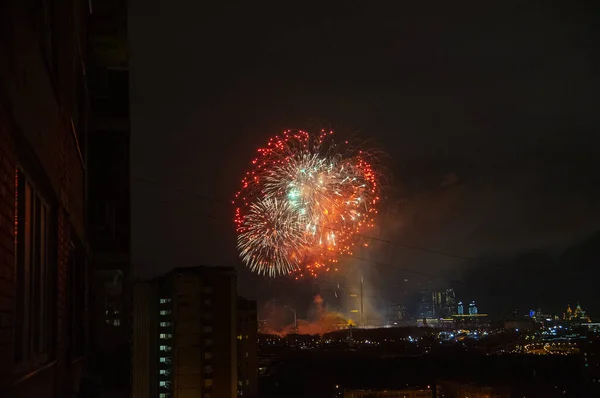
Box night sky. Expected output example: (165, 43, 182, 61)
(130, 2, 600, 316)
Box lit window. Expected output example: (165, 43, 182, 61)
(237, 335, 242, 340)
(160, 298, 172, 304)
(160, 333, 173, 339)
(113, 319, 120, 327)
(159, 369, 170, 375)
(159, 357, 171, 364)
(159, 381, 171, 387)
(160, 322, 172, 327)
(159, 394, 171, 398)
(204, 326, 213, 333)
(204, 379, 213, 388)
(159, 345, 171, 352)
(160, 310, 171, 316)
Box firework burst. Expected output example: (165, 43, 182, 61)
(238, 198, 306, 277)
(234, 130, 380, 277)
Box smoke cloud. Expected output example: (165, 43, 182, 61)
(260, 294, 354, 336)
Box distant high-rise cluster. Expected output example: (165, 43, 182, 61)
(563, 303, 591, 323)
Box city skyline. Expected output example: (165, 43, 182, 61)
(2, 1, 600, 397)
(130, 1, 600, 317)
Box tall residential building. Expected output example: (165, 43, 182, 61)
(134, 266, 238, 398)
(237, 298, 258, 398)
(0, 1, 90, 396)
(87, 0, 131, 388)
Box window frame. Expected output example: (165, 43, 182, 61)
(13, 166, 57, 374)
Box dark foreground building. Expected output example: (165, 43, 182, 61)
(87, 0, 131, 389)
(0, 1, 90, 397)
(237, 298, 258, 398)
(134, 266, 244, 398)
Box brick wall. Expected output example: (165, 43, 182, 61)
(56, 206, 70, 396)
(0, 0, 89, 396)
(0, 103, 80, 398)
(0, 103, 16, 394)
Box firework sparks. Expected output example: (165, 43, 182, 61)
(237, 198, 306, 277)
(234, 130, 380, 277)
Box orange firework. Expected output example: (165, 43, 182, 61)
(234, 130, 380, 277)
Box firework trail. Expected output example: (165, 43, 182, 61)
(234, 130, 380, 277)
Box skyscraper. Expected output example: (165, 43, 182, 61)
(432, 291, 443, 318)
(133, 266, 239, 398)
(428, 288, 457, 319)
(468, 301, 478, 315)
(457, 301, 464, 316)
(418, 289, 434, 319)
(444, 289, 457, 317)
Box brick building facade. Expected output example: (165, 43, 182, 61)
(0, 1, 90, 397)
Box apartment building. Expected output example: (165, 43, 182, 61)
(134, 266, 239, 398)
